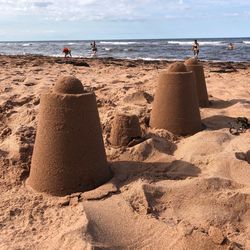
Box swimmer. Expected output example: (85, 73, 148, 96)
(228, 43, 234, 50)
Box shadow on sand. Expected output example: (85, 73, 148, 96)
(202, 115, 235, 130)
(209, 98, 250, 109)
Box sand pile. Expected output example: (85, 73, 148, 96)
(0, 55, 250, 249)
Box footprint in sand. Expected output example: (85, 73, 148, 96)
(0, 127, 12, 140)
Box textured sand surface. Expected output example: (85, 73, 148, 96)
(0, 55, 250, 249)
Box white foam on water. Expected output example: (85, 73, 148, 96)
(22, 43, 32, 47)
(100, 41, 139, 45)
(168, 41, 224, 46)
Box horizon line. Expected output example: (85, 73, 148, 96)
(0, 36, 249, 43)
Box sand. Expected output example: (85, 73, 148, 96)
(0, 55, 250, 249)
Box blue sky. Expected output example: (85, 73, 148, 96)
(0, 0, 249, 41)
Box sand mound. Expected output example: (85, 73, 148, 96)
(175, 131, 233, 161)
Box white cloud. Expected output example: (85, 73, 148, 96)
(0, 0, 149, 20)
(0, 0, 249, 21)
(223, 12, 240, 17)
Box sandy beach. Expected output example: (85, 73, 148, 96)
(0, 55, 250, 249)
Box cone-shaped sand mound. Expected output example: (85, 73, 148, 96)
(150, 62, 202, 135)
(27, 76, 112, 196)
(185, 57, 209, 107)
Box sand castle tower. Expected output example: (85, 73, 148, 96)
(110, 113, 141, 146)
(27, 76, 112, 196)
(150, 62, 202, 135)
(185, 57, 209, 107)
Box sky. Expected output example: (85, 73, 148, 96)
(0, 0, 249, 41)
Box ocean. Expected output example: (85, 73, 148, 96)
(0, 37, 250, 62)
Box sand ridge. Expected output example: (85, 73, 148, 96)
(0, 55, 250, 249)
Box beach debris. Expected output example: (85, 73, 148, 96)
(228, 241, 244, 250)
(246, 150, 250, 164)
(235, 152, 247, 161)
(185, 57, 209, 107)
(209, 62, 238, 73)
(110, 113, 142, 147)
(55, 58, 90, 67)
(27, 76, 112, 196)
(150, 62, 202, 135)
(229, 117, 249, 135)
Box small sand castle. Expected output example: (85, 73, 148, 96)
(27, 76, 112, 196)
(185, 57, 209, 107)
(150, 62, 202, 135)
(110, 113, 142, 146)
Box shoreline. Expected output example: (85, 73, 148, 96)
(1, 54, 250, 67)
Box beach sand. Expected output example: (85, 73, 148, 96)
(0, 55, 250, 249)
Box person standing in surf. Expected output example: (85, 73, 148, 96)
(91, 41, 98, 56)
(192, 40, 200, 57)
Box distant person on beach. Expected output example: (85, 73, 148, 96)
(63, 47, 72, 58)
(90, 41, 97, 56)
(192, 40, 200, 57)
(228, 43, 235, 50)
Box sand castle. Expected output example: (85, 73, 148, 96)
(185, 57, 209, 107)
(27, 76, 112, 196)
(110, 113, 142, 146)
(150, 62, 202, 135)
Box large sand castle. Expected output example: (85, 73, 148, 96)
(27, 76, 112, 196)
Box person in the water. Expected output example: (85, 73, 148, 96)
(63, 47, 72, 57)
(192, 40, 200, 57)
(228, 43, 235, 50)
(90, 41, 97, 56)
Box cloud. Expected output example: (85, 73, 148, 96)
(223, 12, 240, 17)
(0, 0, 148, 20)
(32, 2, 53, 8)
(0, 0, 249, 21)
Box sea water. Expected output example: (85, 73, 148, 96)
(0, 37, 249, 62)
